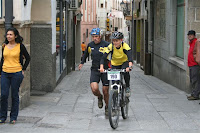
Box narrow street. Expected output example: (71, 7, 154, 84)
(1, 61, 200, 133)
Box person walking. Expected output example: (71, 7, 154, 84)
(78, 28, 110, 115)
(81, 42, 86, 62)
(0, 27, 30, 124)
(186, 30, 200, 100)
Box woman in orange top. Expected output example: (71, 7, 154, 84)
(0, 27, 30, 124)
(81, 42, 86, 54)
(81, 42, 87, 61)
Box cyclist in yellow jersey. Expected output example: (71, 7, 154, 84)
(100, 31, 133, 97)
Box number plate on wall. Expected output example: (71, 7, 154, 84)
(107, 71, 120, 80)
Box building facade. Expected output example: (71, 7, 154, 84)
(148, 0, 200, 93)
(95, 0, 128, 43)
(111, 0, 129, 42)
(96, 0, 112, 42)
(81, 0, 98, 45)
(129, 0, 200, 93)
(0, 0, 82, 109)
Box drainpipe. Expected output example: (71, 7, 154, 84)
(5, 0, 14, 31)
(4, 0, 13, 111)
(59, 0, 64, 73)
(65, 0, 70, 74)
(131, 0, 135, 60)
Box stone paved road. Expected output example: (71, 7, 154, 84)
(1, 61, 200, 133)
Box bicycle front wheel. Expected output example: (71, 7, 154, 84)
(108, 89, 120, 129)
(121, 86, 129, 119)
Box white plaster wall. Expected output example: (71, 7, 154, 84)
(22, 0, 32, 21)
(13, 0, 22, 21)
(51, 0, 56, 54)
(13, 0, 32, 21)
(97, 0, 113, 31)
(31, 0, 51, 22)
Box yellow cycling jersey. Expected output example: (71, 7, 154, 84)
(106, 43, 131, 66)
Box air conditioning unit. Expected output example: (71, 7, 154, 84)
(70, 0, 78, 9)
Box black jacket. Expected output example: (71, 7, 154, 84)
(81, 40, 109, 70)
(0, 43, 30, 74)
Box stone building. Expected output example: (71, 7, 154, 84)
(81, 0, 98, 45)
(95, 0, 128, 42)
(129, 0, 200, 93)
(146, 0, 200, 93)
(0, 0, 82, 109)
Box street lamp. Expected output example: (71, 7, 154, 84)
(120, 0, 126, 10)
(24, 0, 27, 6)
(120, 0, 130, 16)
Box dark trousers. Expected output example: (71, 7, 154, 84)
(81, 51, 85, 62)
(112, 61, 130, 87)
(189, 65, 200, 98)
(0, 71, 24, 121)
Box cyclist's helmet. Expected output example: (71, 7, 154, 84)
(90, 28, 101, 35)
(110, 31, 124, 39)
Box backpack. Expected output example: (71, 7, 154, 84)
(107, 42, 125, 68)
(107, 42, 125, 61)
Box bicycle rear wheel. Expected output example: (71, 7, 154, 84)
(121, 85, 129, 119)
(108, 89, 120, 129)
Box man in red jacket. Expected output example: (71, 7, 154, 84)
(187, 30, 200, 100)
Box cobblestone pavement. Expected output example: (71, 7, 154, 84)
(1, 61, 200, 133)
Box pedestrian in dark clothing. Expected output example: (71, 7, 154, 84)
(78, 28, 110, 116)
(187, 30, 200, 100)
(0, 27, 30, 124)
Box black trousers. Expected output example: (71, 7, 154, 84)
(112, 61, 130, 87)
(189, 65, 200, 98)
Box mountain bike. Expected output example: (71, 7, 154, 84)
(104, 69, 130, 129)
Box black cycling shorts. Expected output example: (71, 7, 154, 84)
(90, 69, 109, 86)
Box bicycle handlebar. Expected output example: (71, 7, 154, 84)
(103, 69, 127, 73)
(98, 67, 132, 73)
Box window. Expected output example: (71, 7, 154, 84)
(101, 4, 103, 8)
(117, 1, 119, 9)
(85, 0, 86, 10)
(86, 29, 88, 38)
(91, 0, 93, 22)
(85, 0, 87, 21)
(176, 0, 185, 58)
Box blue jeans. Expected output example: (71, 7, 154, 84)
(0, 71, 24, 121)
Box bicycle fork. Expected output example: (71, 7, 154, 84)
(111, 83, 121, 111)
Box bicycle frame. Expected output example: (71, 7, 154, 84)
(106, 69, 125, 94)
(110, 72, 124, 106)
(105, 69, 128, 129)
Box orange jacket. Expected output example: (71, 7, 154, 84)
(81, 43, 86, 51)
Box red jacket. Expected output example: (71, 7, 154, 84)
(188, 38, 198, 67)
